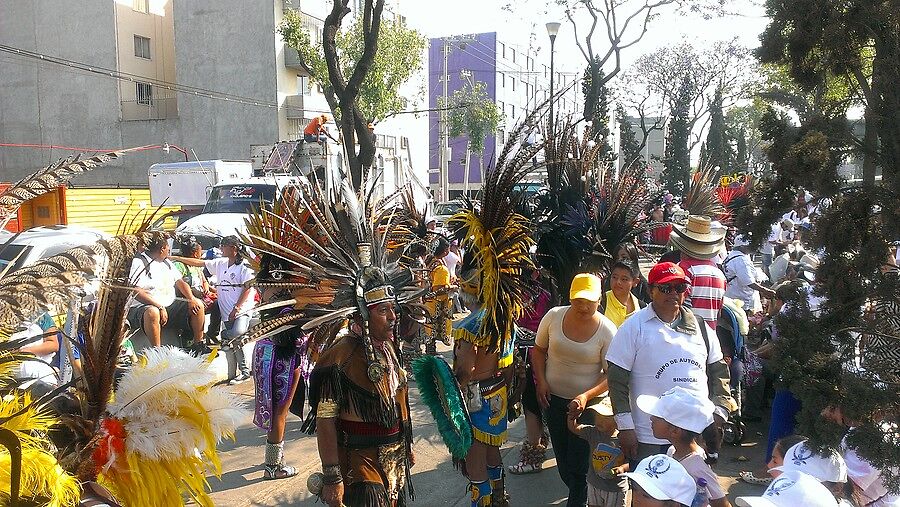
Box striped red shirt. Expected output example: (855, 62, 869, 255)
(679, 258, 726, 329)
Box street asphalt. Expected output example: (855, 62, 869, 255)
(205, 342, 772, 506)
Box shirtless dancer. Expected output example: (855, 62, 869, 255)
(453, 277, 516, 507)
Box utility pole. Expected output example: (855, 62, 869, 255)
(438, 38, 451, 202)
(460, 69, 473, 196)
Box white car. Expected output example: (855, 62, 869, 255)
(0, 225, 110, 275)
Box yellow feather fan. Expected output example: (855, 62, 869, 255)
(0, 391, 81, 507)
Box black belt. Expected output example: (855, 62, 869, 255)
(339, 430, 403, 449)
(478, 375, 506, 394)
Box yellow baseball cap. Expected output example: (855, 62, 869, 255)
(569, 273, 602, 302)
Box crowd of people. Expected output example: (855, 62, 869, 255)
(5, 122, 897, 507)
(487, 194, 898, 507)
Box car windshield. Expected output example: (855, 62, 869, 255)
(0, 244, 33, 275)
(203, 184, 277, 214)
(433, 202, 462, 216)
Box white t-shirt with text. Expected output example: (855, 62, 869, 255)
(205, 257, 256, 317)
(605, 305, 723, 445)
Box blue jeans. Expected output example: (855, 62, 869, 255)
(223, 315, 251, 375)
(761, 253, 773, 276)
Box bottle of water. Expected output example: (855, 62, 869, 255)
(691, 477, 709, 507)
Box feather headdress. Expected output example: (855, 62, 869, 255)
(576, 163, 664, 276)
(447, 105, 544, 352)
(96, 347, 245, 507)
(242, 171, 425, 382)
(531, 119, 604, 303)
(682, 162, 725, 220)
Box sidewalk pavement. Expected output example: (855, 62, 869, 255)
(207, 348, 771, 506)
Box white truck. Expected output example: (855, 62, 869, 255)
(148, 160, 253, 207)
(174, 175, 303, 249)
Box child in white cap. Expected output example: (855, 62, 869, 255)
(567, 396, 628, 507)
(636, 386, 731, 507)
(624, 454, 697, 507)
(735, 470, 840, 506)
(770, 439, 855, 506)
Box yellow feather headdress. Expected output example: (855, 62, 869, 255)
(447, 105, 548, 352)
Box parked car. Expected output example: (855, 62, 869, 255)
(0, 225, 110, 275)
(432, 200, 464, 231)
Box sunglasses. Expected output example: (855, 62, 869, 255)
(654, 283, 689, 294)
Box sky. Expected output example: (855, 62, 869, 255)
(399, 0, 770, 82)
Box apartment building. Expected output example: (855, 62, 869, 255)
(0, 0, 425, 196)
(428, 32, 579, 199)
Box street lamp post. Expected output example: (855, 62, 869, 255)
(545, 22, 561, 134)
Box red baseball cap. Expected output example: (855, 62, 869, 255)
(648, 262, 690, 286)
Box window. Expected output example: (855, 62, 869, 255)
(499, 72, 505, 88)
(133, 35, 151, 59)
(498, 101, 504, 113)
(135, 82, 153, 105)
(133, 0, 148, 13)
(511, 78, 515, 91)
(510, 104, 515, 118)
(500, 42, 506, 58)
(297, 75, 310, 95)
(511, 48, 516, 63)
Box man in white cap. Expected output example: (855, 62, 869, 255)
(722, 234, 775, 313)
(624, 454, 697, 507)
(735, 470, 840, 506)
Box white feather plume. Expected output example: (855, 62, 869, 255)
(107, 347, 247, 460)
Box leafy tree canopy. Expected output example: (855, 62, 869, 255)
(279, 11, 426, 123)
(443, 81, 501, 154)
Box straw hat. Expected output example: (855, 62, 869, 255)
(669, 215, 726, 260)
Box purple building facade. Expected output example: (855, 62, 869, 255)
(428, 33, 497, 198)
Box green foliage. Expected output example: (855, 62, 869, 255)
(443, 81, 501, 154)
(704, 88, 727, 172)
(278, 11, 425, 122)
(737, 0, 900, 489)
(661, 79, 692, 194)
(582, 61, 613, 163)
(618, 110, 645, 170)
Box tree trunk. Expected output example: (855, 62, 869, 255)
(322, 0, 384, 191)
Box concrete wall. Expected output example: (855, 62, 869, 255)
(0, 0, 280, 188)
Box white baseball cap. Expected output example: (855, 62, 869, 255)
(733, 234, 751, 248)
(770, 440, 847, 483)
(624, 454, 696, 506)
(636, 386, 715, 434)
(735, 470, 840, 507)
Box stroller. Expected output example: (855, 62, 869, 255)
(717, 298, 750, 445)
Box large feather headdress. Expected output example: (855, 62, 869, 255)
(242, 171, 425, 382)
(575, 163, 665, 276)
(447, 106, 544, 353)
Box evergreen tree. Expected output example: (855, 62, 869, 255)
(617, 110, 645, 170)
(736, 0, 900, 488)
(661, 79, 692, 194)
(735, 128, 748, 172)
(583, 60, 614, 162)
(704, 88, 727, 172)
